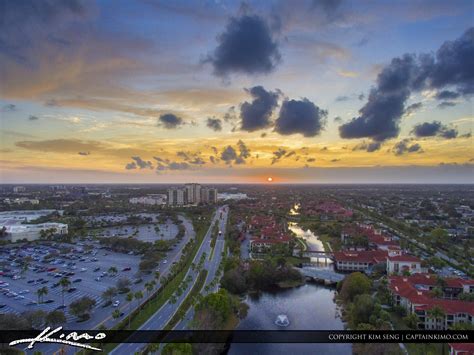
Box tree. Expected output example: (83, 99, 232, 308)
(108, 266, 118, 276)
(102, 287, 118, 304)
(23, 310, 47, 329)
(59, 277, 71, 307)
(46, 310, 66, 327)
(145, 282, 154, 295)
(0, 314, 30, 330)
(429, 228, 449, 246)
(427, 306, 445, 330)
(112, 309, 121, 320)
(116, 277, 131, 293)
(431, 287, 443, 298)
(134, 291, 143, 307)
(36, 287, 48, 304)
(154, 271, 160, 283)
(69, 296, 96, 321)
(126, 292, 134, 329)
(339, 272, 372, 302)
(403, 313, 419, 329)
(349, 294, 374, 327)
(162, 343, 192, 355)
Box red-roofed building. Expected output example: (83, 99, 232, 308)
(388, 277, 474, 330)
(449, 343, 474, 355)
(387, 254, 423, 274)
(333, 250, 388, 272)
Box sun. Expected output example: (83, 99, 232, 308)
(267, 177, 273, 182)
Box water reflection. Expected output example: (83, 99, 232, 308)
(228, 284, 351, 355)
(289, 222, 333, 266)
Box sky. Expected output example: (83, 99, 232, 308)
(0, 0, 473, 184)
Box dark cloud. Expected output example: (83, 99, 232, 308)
(223, 106, 237, 122)
(206, 117, 222, 131)
(168, 162, 190, 170)
(78, 151, 90, 156)
(260, 132, 267, 138)
(306, 158, 316, 162)
(358, 93, 365, 101)
(353, 141, 382, 152)
(125, 162, 137, 170)
(237, 140, 250, 159)
(404, 102, 422, 116)
(333, 116, 343, 123)
(158, 113, 184, 129)
(330, 158, 341, 162)
(220, 141, 250, 165)
(339, 28, 474, 144)
(220, 146, 238, 164)
(128, 156, 153, 169)
(437, 101, 456, 109)
(206, 14, 280, 77)
(392, 139, 423, 156)
(210, 146, 218, 154)
(28, 115, 39, 121)
(1, 104, 16, 112)
(275, 98, 327, 137)
(153, 156, 170, 164)
(240, 86, 280, 131)
(436, 90, 460, 100)
(335, 95, 350, 102)
(271, 148, 287, 164)
(412, 121, 458, 139)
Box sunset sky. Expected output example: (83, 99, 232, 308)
(0, 0, 473, 183)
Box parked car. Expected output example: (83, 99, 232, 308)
(113, 300, 120, 307)
(67, 287, 77, 293)
(44, 299, 54, 304)
(122, 267, 131, 271)
(73, 279, 82, 283)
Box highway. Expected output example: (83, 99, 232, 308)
(110, 206, 228, 355)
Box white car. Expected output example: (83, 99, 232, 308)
(113, 300, 120, 307)
(80, 268, 87, 272)
(162, 260, 168, 264)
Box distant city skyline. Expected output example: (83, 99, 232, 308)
(1, 0, 473, 183)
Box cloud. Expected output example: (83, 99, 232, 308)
(339, 27, 474, 144)
(206, 117, 222, 132)
(127, 156, 153, 169)
(240, 86, 280, 131)
(335, 95, 350, 102)
(220, 146, 238, 164)
(392, 139, 423, 156)
(411, 121, 458, 139)
(158, 113, 185, 129)
(333, 116, 343, 123)
(436, 90, 460, 100)
(404, 102, 422, 116)
(220, 140, 250, 165)
(206, 14, 280, 77)
(271, 148, 287, 164)
(15, 139, 104, 153)
(274, 98, 327, 137)
(437, 101, 456, 109)
(1, 104, 16, 112)
(352, 141, 382, 152)
(152, 156, 192, 172)
(78, 151, 90, 156)
(330, 158, 341, 162)
(306, 158, 316, 163)
(28, 115, 39, 121)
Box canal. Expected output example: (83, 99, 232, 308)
(228, 206, 350, 354)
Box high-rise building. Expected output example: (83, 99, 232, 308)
(167, 188, 185, 206)
(201, 187, 218, 204)
(185, 183, 201, 204)
(167, 184, 217, 206)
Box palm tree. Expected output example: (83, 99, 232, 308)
(59, 277, 71, 307)
(427, 306, 446, 330)
(112, 309, 121, 320)
(154, 271, 160, 283)
(144, 282, 154, 296)
(134, 291, 143, 307)
(126, 292, 134, 329)
(36, 287, 48, 304)
(108, 266, 118, 277)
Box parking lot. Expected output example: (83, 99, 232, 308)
(0, 240, 151, 323)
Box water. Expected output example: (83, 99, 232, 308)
(228, 284, 351, 355)
(289, 221, 333, 266)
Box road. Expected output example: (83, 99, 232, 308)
(110, 206, 228, 355)
(25, 215, 195, 355)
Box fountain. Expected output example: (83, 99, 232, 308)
(275, 314, 290, 327)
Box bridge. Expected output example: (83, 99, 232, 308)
(298, 267, 345, 284)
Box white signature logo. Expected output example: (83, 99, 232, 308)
(9, 326, 106, 351)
